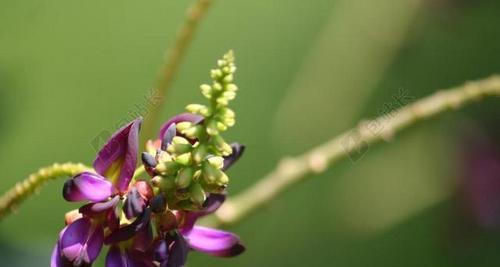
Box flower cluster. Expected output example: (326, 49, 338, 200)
(51, 51, 245, 267)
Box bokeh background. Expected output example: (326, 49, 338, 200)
(1, 0, 500, 266)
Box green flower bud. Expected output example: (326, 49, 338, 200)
(176, 122, 193, 132)
(186, 104, 210, 116)
(181, 125, 203, 139)
(212, 136, 233, 156)
(167, 143, 192, 154)
(206, 120, 219, 136)
(212, 82, 223, 91)
(223, 74, 234, 83)
(217, 59, 226, 67)
(207, 156, 224, 169)
(152, 175, 176, 191)
(223, 117, 235, 127)
(172, 136, 190, 145)
(189, 183, 206, 207)
(211, 69, 223, 80)
(219, 107, 235, 119)
(223, 91, 236, 101)
(156, 161, 180, 176)
(226, 83, 238, 92)
(175, 152, 192, 165)
(202, 163, 219, 183)
(200, 84, 212, 98)
(176, 167, 193, 188)
(216, 171, 229, 186)
(216, 96, 229, 106)
(216, 121, 228, 132)
(192, 145, 207, 164)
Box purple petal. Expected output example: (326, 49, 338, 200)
(80, 195, 120, 215)
(105, 208, 151, 245)
(132, 221, 154, 252)
(180, 194, 226, 233)
(185, 226, 245, 257)
(161, 123, 177, 150)
(106, 246, 130, 267)
(154, 240, 169, 263)
(63, 172, 114, 202)
(123, 188, 146, 219)
(60, 217, 104, 265)
(158, 113, 203, 140)
(165, 233, 189, 267)
(106, 246, 155, 267)
(94, 118, 142, 193)
(222, 143, 245, 171)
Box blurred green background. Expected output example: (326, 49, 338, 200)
(1, 0, 500, 266)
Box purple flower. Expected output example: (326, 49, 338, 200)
(153, 194, 244, 267)
(53, 118, 144, 267)
(52, 114, 245, 267)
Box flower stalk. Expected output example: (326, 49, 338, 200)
(204, 75, 500, 227)
(0, 163, 91, 220)
(141, 0, 215, 145)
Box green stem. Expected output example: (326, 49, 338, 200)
(142, 0, 215, 146)
(203, 75, 500, 228)
(0, 163, 91, 220)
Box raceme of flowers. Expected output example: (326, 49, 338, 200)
(51, 51, 245, 267)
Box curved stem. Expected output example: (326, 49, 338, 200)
(142, 0, 215, 144)
(0, 162, 91, 220)
(204, 75, 500, 227)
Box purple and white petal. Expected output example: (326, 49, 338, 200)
(222, 143, 245, 171)
(94, 117, 142, 193)
(184, 226, 244, 257)
(63, 172, 114, 202)
(59, 217, 104, 265)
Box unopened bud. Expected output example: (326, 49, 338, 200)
(176, 168, 193, 188)
(226, 83, 238, 92)
(176, 122, 193, 132)
(211, 69, 223, 79)
(192, 145, 207, 164)
(207, 156, 224, 169)
(200, 84, 212, 98)
(216, 121, 228, 132)
(223, 74, 234, 83)
(175, 153, 192, 165)
(189, 183, 206, 207)
(181, 125, 203, 139)
(150, 194, 167, 213)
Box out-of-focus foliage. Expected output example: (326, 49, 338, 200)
(1, 0, 500, 266)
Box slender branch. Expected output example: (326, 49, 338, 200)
(204, 75, 500, 227)
(142, 0, 215, 143)
(0, 162, 91, 220)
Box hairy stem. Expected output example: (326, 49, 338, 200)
(0, 163, 91, 220)
(142, 0, 215, 144)
(204, 75, 500, 227)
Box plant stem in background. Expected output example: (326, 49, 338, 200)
(0, 163, 91, 220)
(203, 75, 500, 227)
(142, 0, 215, 145)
